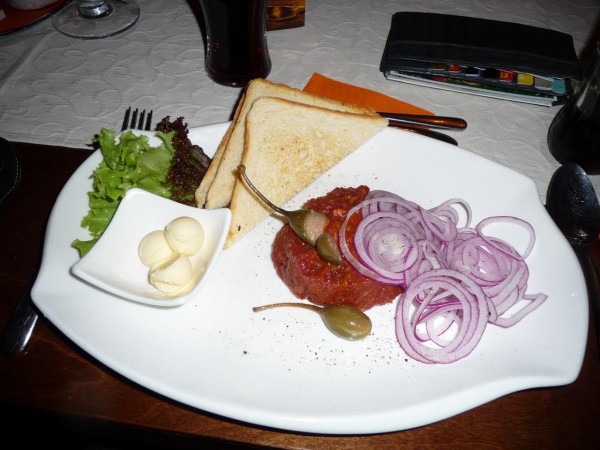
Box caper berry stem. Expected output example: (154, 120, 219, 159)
(237, 165, 330, 247)
(253, 302, 321, 314)
(238, 165, 287, 215)
(252, 302, 372, 341)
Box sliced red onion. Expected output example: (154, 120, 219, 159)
(430, 198, 473, 229)
(339, 190, 547, 364)
(475, 216, 535, 260)
(492, 293, 548, 328)
(395, 269, 489, 364)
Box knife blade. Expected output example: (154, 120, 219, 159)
(379, 112, 467, 130)
(2, 279, 39, 355)
(390, 125, 458, 146)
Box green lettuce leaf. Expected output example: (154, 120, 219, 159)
(73, 128, 175, 257)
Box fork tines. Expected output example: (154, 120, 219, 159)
(121, 107, 153, 131)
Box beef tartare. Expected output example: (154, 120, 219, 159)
(271, 186, 404, 311)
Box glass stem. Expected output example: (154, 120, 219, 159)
(78, 1, 113, 19)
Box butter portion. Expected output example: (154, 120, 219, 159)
(164, 216, 205, 255)
(139, 216, 205, 295)
(139, 230, 175, 268)
(149, 254, 194, 294)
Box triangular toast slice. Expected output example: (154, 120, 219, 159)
(193, 91, 245, 208)
(224, 96, 387, 248)
(197, 78, 378, 209)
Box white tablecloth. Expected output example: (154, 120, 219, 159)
(1, 0, 599, 201)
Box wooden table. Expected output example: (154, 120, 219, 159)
(1, 142, 599, 449)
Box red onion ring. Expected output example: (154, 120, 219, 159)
(395, 268, 489, 364)
(339, 190, 547, 364)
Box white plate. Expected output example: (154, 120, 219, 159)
(70, 187, 231, 307)
(31, 122, 588, 434)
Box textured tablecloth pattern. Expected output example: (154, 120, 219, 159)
(1, 0, 599, 200)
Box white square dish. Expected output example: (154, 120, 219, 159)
(71, 187, 231, 307)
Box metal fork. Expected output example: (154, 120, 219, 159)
(121, 107, 154, 131)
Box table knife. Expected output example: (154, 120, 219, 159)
(390, 125, 458, 145)
(379, 112, 467, 130)
(2, 280, 39, 355)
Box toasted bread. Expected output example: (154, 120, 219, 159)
(194, 92, 245, 208)
(224, 97, 387, 248)
(197, 78, 378, 209)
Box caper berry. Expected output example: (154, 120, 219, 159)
(237, 165, 331, 249)
(252, 302, 372, 340)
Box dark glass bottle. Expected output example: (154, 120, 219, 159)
(548, 42, 600, 174)
(199, 0, 272, 87)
